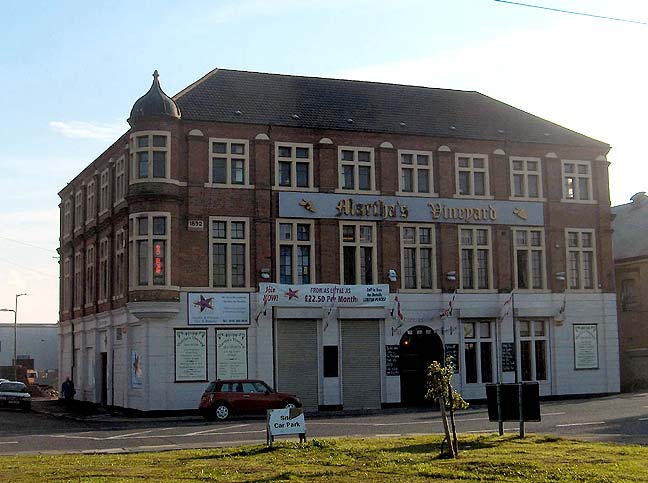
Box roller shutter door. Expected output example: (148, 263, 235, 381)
(275, 319, 319, 412)
(341, 320, 381, 410)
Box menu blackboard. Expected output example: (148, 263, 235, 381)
(501, 342, 516, 372)
(386, 345, 400, 376)
(444, 344, 459, 373)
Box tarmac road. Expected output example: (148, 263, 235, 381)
(0, 392, 646, 455)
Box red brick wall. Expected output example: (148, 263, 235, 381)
(59, 116, 614, 320)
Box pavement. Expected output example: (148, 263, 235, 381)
(30, 398, 202, 423)
(30, 398, 447, 424)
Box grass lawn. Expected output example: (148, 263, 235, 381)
(0, 434, 647, 482)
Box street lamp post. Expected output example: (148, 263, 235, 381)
(0, 308, 16, 379)
(1, 293, 26, 381)
(14, 294, 27, 381)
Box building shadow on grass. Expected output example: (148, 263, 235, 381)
(386, 435, 502, 457)
(182, 444, 275, 461)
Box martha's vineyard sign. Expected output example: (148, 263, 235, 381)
(279, 192, 543, 226)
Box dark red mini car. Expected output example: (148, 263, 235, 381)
(199, 379, 301, 420)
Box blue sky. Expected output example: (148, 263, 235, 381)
(0, 0, 646, 322)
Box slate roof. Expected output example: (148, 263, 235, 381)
(174, 69, 608, 149)
(612, 193, 648, 261)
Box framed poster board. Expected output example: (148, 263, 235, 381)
(573, 324, 599, 370)
(131, 350, 143, 388)
(174, 329, 208, 382)
(216, 329, 248, 379)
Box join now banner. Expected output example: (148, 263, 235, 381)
(259, 283, 390, 308)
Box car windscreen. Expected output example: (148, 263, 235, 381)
(252, 381, 272, 392)
(0, 383, 26, 393)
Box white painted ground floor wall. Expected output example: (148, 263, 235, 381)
(58, 292, 620, 411)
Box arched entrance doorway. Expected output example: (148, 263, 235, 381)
(399, 326, 444, 406)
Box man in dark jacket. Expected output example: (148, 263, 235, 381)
(61, 377, 76, 404)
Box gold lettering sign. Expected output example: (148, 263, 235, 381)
(335, 198, 409, 219)
(428, 202, 497, 222)
(299, 199, 316, 213)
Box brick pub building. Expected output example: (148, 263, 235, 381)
(58, 69, 619, 411)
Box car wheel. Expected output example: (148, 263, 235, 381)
(20, 403, 31, 412)
(214, 403, 230, 420)
(284, 401, 297, 409)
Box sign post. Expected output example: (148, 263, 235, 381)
(266, 407, 307, 447)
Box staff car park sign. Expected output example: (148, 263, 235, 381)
(266, 407, 306, 445)
(259, 283, 389, 308)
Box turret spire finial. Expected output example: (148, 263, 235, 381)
(129, 69, 181, 122)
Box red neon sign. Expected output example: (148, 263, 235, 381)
(154, 242, 163, 275)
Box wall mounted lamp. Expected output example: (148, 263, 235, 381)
(555, 272, 566, 281)
(446, 271, 457, 281)
(260, 268, 271, 280)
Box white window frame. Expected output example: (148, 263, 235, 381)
(458, 225, 493, 291)
(276, 219, 316, 284)
(113, 229, 126, 299)
(274, 142, 315, 191)
(74, 251, 83, 309)
(63, 256, 72, 313)
(512, 227, 547, 291)
(207, 138, 252, 188)
(620, 277, 638, 312)
(98, 238, 110, 303)
(74, 190, 84, 231)
(209, 217, 251, 289)
(337, 146, 377, 194)
(339, 221, 377, 284)
(561, 160, 594, 203)
(510, 156, 543, 200)
(85, 180, 95, 224)
(63, 199, 72, 239)
(565, 228, 598, 291)
(130, 131, 171, 183)
(461, 320, 495, 385)
(114, 155, 126, 205)
(85, 245, 95, 307)
(397, 150, 436, 197)
(454, 153, 491, 198)
(99, 168, 110, 215)
(399, 224, 437, 291)
(516, 319, 550, 383)
(129, 212, 172, 289)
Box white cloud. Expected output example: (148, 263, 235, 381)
(0, 208, 59, 225)
(0, 209, 60, 251)
(328, 20, 647, 205)
(49, 120, 128, 140)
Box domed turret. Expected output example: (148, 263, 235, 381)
(129, 70, 181, 123)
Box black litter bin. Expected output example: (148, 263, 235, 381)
(486, 382, 540, 422)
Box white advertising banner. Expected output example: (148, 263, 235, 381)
(188, 292, 250, 325)
(259, 283, 389, 308)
